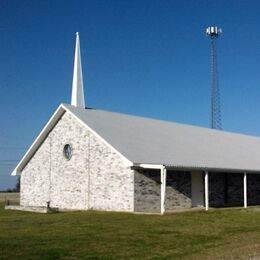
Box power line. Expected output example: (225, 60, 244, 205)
(0, 173, 16, 176)
(0, 147, 26, 150)
(0, 160, 19, 161)
(0, 162, 18, 166)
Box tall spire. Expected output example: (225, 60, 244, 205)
(71, 32, 85, 108)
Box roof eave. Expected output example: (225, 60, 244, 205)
(12, 104, 133, 176)
(165, 165, 260, 174)
(63, 105, 133, 167)
(12, 104, 67, 176)
(132, 163, 260, 174)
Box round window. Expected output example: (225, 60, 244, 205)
(63, 144, 72, 160)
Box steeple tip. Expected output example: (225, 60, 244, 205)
(71, 32, 85, 108)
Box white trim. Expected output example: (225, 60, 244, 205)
(134, 163, 165, 214)
(138, 164, 164, 169)
(205, 171, 209, 211)
(244, 172, 247, 208)
(11, 105, 66, 176)
(63, 105, 133, 167)
(12, 104, 134, 176)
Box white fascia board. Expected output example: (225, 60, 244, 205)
(136, 163, 164, 169)
(62, 105, 133, 167)
(11, 105, 66, 176)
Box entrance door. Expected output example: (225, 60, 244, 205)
(192, 172, 204, 207)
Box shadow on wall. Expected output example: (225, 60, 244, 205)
(165, 171, 192, 210)
(134, 169, 161, 213)
(134, 170, 192, 213)
(209, 172, 260, 208)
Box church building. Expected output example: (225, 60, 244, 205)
(11, 33, 260, 214)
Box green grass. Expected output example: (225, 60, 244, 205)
(1, 204, 260, 259)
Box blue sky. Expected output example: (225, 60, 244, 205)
(0, 0, 260, 190)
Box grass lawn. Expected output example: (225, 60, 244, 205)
(1, 203, 260, 259)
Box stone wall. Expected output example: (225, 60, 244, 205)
(226, 173, 243, 206)
(134, 170, 161, 213)
(165, 171, 191, 210)
(247, 174, 260, 205)
(134, 170, 192, 212)
(21, 130, 58, 208)
(209, 172, 246, 207)
(208, 172, 260, 208)
(88, 131, 134, 212)
(209, 172, 226, 207)
(21, 112, 134, 212)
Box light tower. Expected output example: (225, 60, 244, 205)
(206, 26, 222, 130)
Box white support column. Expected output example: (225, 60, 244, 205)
(164, 167, 167, 212)
(205, 171, 209, 211)
(244, 172, 247, 208)
(160, 166, 167, 215)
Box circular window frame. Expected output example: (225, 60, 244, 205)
(63, 144, 73, 160)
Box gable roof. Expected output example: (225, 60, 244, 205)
(12, 103, 260, 175)
(63, 104, 260, 173)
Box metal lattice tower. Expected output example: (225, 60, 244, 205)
(206, 26, 222, 130)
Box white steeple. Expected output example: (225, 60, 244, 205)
(71, 32, 85, 108)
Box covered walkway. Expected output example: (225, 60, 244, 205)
(133, 164, 260, 214)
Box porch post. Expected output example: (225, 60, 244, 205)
(205, 171, 209, 211)
(244, 172, 247, 208)
(160, 166, 166, 214)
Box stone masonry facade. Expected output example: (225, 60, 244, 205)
(208, 172, 226, 207)
(134, 170, 191, 213)
(21, 112, 134, 212)
(134, 169, 161, 213)
(209, 172, 260, 207)
(20, 111, 260, 213)
(165, 171, 191, 210)
(247, 174, 260, 205)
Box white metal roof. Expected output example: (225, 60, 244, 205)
(12, 103, 260, 175)
(63, 104, 260, 173)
